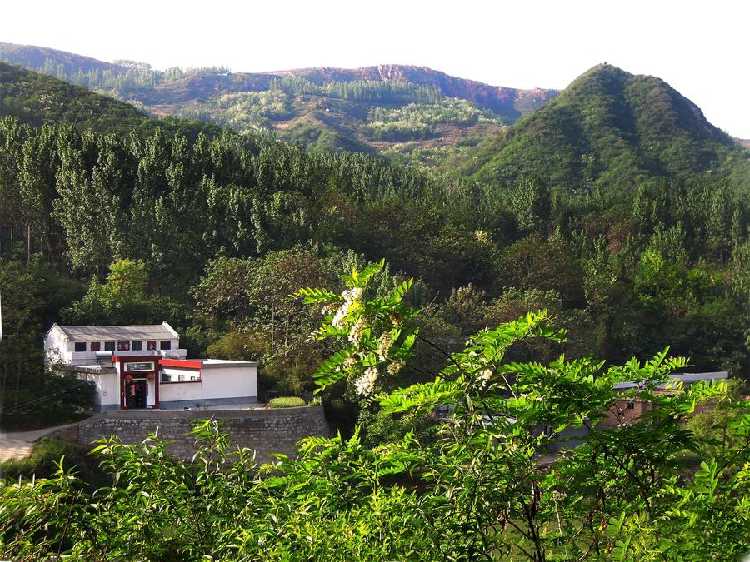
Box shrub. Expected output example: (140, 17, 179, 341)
(268, 396, 305, 408)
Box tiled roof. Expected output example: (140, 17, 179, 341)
(55, 324, 177, 341)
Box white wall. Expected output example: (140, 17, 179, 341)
(160, 379, 204, 403)
(159, 364, 257, 405)
(79, 372, 120, 408)
(201, 364, 257, 400)
(147, 378, 156, 407)
(45, 327, 68, 365)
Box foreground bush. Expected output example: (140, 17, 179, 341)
(2, 265, 750, 561)
(267, 396, 306, 408)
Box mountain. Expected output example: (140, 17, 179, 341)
(0, 61, 221, 137)
(461, 63, 749, 189)
(0, 42, 557, 158)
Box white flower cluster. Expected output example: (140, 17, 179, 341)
(478, 369, 493, 384)
(377, 332, 393, 360)
(387, 360, 405, 376)
(355, 366, 378, 396)
(348, 318, 366, 344)
(331, 287, 363, 328)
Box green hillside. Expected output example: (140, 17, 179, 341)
(0, 43, 557, 158)
(462, 63, 749, 189)
(0, 62, 220, 137)
(0, 61, 152, 132)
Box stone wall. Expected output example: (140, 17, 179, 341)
(75, 406, 330, 463)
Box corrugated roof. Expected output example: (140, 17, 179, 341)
(55, 324, 177, 341)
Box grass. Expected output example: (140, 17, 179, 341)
(268, 396, 306, 409)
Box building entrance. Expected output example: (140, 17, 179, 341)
(125, 379, 148, 409)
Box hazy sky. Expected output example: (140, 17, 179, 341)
(2, 0, 749, 136)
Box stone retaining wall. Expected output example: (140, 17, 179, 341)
(75, 406, 330, 463)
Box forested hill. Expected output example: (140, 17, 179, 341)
(271, 64, 557, 119)
(3, 53, 750, 430)
(0, 62, 220, 137)
(0, 42, 557, 159)
(460, 63, 750, 189)
(0, 61, 151, 132)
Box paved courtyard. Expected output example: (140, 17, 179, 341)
(0, 438, 33, 462)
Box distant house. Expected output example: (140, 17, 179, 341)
(44, 323, 257, 411)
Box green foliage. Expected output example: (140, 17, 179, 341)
(268, 396, 306, 408)
(0, 62, 217, 138)
(0, 48, 528, 162)
(366, 98, 503, 141)
(4, 306, 750, 560)
(297, 260, 418, 398)
(0, 258, 90, 429)
(0, 371, 96, 430)
(62, 259, 187, 326)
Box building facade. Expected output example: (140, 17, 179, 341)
(45, 323, 257, 411)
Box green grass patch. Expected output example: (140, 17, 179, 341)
(268, 396, 306, 409)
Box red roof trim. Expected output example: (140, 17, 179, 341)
(160, 358, 203, 369)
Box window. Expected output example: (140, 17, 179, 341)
(117, 341, 130, 352)
(91, 342, 101, 352)
(131, 341, 143, 351)
(146, 341, 157, 351)
(104, 341, 115, 352)
(160, 340, 172, 351)
(74, 342, 87, 352)
(161, 370, 201, 383)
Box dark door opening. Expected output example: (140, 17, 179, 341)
(125, 380, 148, 409)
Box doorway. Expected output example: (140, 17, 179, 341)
(125, 379, 148, 409)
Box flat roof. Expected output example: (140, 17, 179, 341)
(203, 359, 258, 367)
(160, 358, 258, 370)
(613, 371, 729, 390)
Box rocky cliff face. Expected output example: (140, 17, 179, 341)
(276, 64, 558, 119)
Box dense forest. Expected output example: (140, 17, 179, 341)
(1, 59, 749, 423)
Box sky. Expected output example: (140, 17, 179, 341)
(2, 0, 749, 137)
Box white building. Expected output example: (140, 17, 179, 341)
(44, 323, 257, 411)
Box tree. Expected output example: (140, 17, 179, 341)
(498, 234, 585, 306)
(63, 259, 186, 326)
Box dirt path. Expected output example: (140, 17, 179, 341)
(0, 424, 76, 462)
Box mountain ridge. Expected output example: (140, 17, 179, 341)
(460, 63, 748, 188)
(0, 42, 558, 157)
(0, 43, 558, 116)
